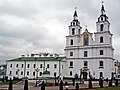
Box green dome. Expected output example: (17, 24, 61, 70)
(43, 69, 50, 75)
(0, 69, 6, 75)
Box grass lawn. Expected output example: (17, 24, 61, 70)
(79, 87, 120, 90)
(0, 80, 21, 85)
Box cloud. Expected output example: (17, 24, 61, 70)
(0, 0, 120, 64)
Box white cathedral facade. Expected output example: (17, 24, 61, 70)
(64, 4, 115, 79)
(6, 4, 115, 79)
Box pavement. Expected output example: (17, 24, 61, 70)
(0, 81, 109, 90)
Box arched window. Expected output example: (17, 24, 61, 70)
(110, 37, 111, 44)
(101, 17, 103, 21)
(72, 28, 75, 35)
(99, 61, 103, 67)
(100, 50, 104, 55)
(84, 51, 88, 57)
(70, 39, 73, 45)
(100, 36, 103, 43)
(100, 24, 103, 31)
(70, 71, 72, 76)
(84, 61, 88, 67)
(100, 72, 103, 77)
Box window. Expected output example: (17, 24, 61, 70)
(21, 64, 24, 68)
(10, 71, 12, 75)
(100, 50, 104, 55)
(10, 64, 12, 67)
(54, 64, 57, 69)
(70, 39, 73, 45)
(72, 28, 75, 35)
(33, 72, 35, 76)
(84, 51, 88, 57)
(69, 61, 73, 68)
(78, 29, 80, 34)
(40, 64, 42, 68)
(16, 64, 18, 68)
(27, 64, 30, 68)
(70, 71, 72, 76)
(110, 37, 111, 44)
(100, 36, 103, 43)
(101, 17, 103, 21)
(62, 65, 63, 69)
(34, 64, 36, 68)
(100, 24, 103, 31)
(70, 52, 73, 56)
(16, 71, 18, 75)
(84, 61, 88, 67)
(21, 71, 23, 75)
(100, 72, 103, 77)
(39, 72, 42, 76)
(27, 71, 29, 75)
(99, 61, 104, 68)
(47, 64, 49, 68)
(54, 72, 56, 77)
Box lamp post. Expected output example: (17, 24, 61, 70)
(54, 73, 57, 86)
(17, 69, 20, 79)
(80, 68, 82, 84)
(35, 68, 40, 87)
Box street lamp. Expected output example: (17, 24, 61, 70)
(17, 69, 20, 79)
(35, 68, 40, 87)
(54, 73, 57, 86)
(65, 85, 69, 90)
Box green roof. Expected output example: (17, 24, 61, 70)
(7, 57, 65, 62)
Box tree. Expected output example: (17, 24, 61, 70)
(75, 83, 79, 90)
(59, 81, 63, 90)
(99, 77, 103, 88)
(8, 78, 13, 90)
(109, 79, 112, 87)
(24, 80, 28, 90)
(88, 77, 92, 88)
(72, 78, 75, 86)
(115, 79, 118, 86)
(41, 81, 45, 90)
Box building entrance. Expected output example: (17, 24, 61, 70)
(82, 72, 88, 79)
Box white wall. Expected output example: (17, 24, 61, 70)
(6, 60, 65, 79)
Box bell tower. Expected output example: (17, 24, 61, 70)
(96, 3, 110, 32)
(66, 8, 82, 48)
(95, 3, 113, 45)
(69, 8, 82, 36)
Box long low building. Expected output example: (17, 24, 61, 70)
(6, 54, 65, 79)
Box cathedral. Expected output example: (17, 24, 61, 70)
(6, 4, 115, 80)
(64, 4, 115, 79)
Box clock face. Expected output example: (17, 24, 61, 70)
(83, 33, 89, 46)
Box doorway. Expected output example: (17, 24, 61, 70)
(82, 72, 88, 79)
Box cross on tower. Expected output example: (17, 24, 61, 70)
(75, 7, 77, 10)
(102, 1, 104, 5)
(85, 25, 88, 29)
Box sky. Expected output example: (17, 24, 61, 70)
(0, 0, 120, 65)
